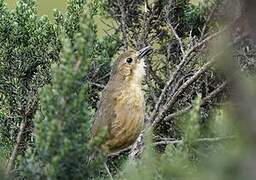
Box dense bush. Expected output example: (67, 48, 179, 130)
(0, 0, 60, 174)
(18, 0, 119, 179)
(0, 0, 255, 179)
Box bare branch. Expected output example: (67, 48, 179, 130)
(187, 26, 229, 57)
(129, 133, 144, 160)
(154, 136, 235, 145)
(117, 0, 129, 49)
(89, 81, 106, 89)
(151, 30, 246, 127)
(201, 81, 228, 105)
(162, 81, 228, 122)
(168, 24, 186, 56)
(5, 120, 26, 175)
(148, 27, 229, 125)
(200, 2, 220, 40)
(162, 106, 192, 122)
(104, 163, 114, 180)
(152, 52, 221, 127)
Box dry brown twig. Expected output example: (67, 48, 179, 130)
(117, 0, 129, 49)
(148, 25, 229, 126)
(162, 80, 228, 122)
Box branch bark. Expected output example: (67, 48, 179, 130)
(152, 54, 218, 127)
(148, 27, 229, 125)
(151, 31, 246, 127)
(5, 119, 26, 175)
(154, 136, 235, 145)
(162, 81, 228, 122)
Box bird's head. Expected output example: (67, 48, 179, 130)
(111, 46, 152, 82)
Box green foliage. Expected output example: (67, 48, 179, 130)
(0, 0, 60, 162)
(167, 0, 215, 36)
(122, 129, 157, 180)
(20, 36, 97, 178)
(0, 112, 11, 162)
(19, 0, 120, 179)
(182, 95, 201, 145)
(119, 97, 242, 180)
(0, 0, 255, 179)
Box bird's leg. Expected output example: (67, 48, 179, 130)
(104, 162, 113, 180)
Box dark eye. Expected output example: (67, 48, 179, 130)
(126, 57, 133, 64)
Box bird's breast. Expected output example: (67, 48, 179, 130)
(107, 84, 145, 152)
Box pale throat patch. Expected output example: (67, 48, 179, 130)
(134, 58, 146, 81)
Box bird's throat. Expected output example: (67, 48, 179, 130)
(131, 59, 146, 83)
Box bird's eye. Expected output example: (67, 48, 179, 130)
(126, 57, 133, 64)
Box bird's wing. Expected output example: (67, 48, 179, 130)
(90, 85, 120, 138)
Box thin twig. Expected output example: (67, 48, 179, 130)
(200, 2, 220, 41)
(154, 136, 235, 145)
(152, 32, 246, 127)
(5, 120, 26, 175)
(108, 146, 132, 157)
(118, 0, 128, 49)
(169, 24, 185, 56)
(148, 27, 228, 124)
(104, 162, 114, 180)
(163, 106, 192, 121)
(162, 81, 228, 122)
(89, 81, 106, 89)
(201, 81, 228, 105)
(152, 53, 218, 127)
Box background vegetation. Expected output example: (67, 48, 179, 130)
(1, 0, 256, 179)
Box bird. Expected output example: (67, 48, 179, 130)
(90, 46, 152, 154)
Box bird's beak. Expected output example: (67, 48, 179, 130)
(137, 46, 152, 60)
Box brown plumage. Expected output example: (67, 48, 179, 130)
(91, 46, 152, 154)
